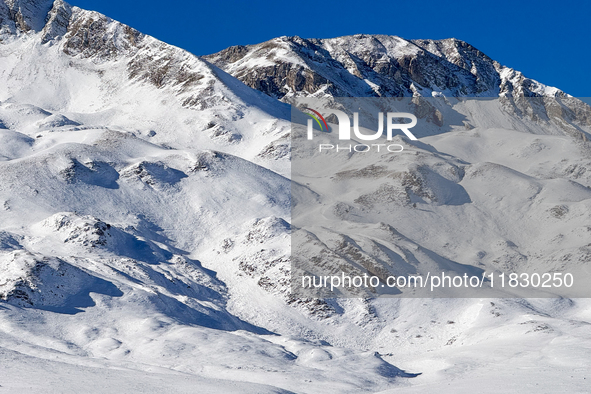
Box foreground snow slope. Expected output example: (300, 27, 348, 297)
(0, 0, 590, 392)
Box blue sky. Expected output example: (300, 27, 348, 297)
(71, 0, 590, 100)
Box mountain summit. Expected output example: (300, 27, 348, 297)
(205, 34, 563, 100)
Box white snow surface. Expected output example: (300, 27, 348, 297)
(0, 1, 590, 393)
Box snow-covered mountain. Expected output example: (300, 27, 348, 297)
(205, 34, 591, 141)
(1, 1, 590, 393)
(204, 34, 564, 100)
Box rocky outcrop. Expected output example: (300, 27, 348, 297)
(205, 34, 570, 101)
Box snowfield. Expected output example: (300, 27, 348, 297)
(0, 0, 590, 392)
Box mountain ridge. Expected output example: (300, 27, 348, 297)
(204, 34, 564, 101)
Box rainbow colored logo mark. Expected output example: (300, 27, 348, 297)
(304, 108, 329, 131)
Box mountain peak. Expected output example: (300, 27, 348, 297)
(204, 33, 567, 101)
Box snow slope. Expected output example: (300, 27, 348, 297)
(0, 0, 590, 393)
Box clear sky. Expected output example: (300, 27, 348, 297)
(70, 0, 590, 100)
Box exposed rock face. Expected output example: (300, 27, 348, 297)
(205, 34, 566, 101)
(0, 0, 53, 33)
(40, 0, 70, 43)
